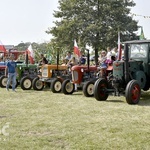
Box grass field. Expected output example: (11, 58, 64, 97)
(0, 87, 150, 150)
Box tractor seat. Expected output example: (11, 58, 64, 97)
(107, 64, 113, 71)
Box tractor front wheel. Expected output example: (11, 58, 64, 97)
(51, 78, 62, 93)
(61, 79, 74, 94)
(20, 76, 32, 90)
(94, 78, 108, 101)
(125, 80, 141, 104)
(32, 77, 44, 91)
(83, 81, 94, 97)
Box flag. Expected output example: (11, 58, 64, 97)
(0, 41, 6, 52)
(26, 44, 34, 64)
(140, 27, 145, 40)
(117, 32, 122, 60)
(74, 39, 81, 57)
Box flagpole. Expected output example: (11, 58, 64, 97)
(117, 31, 122, 61)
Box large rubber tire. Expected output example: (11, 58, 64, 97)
(20, 76, 32, 90)
(51, 78, 62, 93)
(0, 76, 8, 88)
(0, 76, 18, 88)
(32, 77, 44, 91)
(125, 80, 141, 104)
(143, 75, 149, 91)
(83, 81, 94, 97)
(61, 79, 74, 95)
(94, 78, 108, 101)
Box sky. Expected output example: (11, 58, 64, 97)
(131, 0, 150, 38)
(0, 0, 59, 45)
(0, 0, 150, 46)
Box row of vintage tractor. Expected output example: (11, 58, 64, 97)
(0, 61, 39, 90)
(0, 49, 40, 90)
(1, 40, 150, 105)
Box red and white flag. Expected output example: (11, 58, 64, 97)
(0, 41, 6, 52)
(74, 39, 81, 57)
(117, 32, 122, 60)
(26, 44, 34, 64)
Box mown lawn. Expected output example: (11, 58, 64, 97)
(0, 87, 150, 150)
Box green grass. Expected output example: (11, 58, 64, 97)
(0, 87, 150, 150)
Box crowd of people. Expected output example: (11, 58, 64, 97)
(61, 51, 86, 67)
(60, 46, 120, 79)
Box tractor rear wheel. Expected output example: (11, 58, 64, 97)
(32, 77, 44, 91)
(61, 79, 74, 94)
(0, 76, 8, 88)
(94, 78, 108, 101)
(125, 80, 141, 104)
(0, 76, 18, 88)
(51, 78, 62, 93)
(20, 76, 32, 90)
(83, 81, 94, 97)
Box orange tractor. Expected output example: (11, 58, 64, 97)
(32, 52, 71, 93)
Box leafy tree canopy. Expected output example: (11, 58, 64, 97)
(46, 0, 139, 64)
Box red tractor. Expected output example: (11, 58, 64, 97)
(0, 62, 6, 79)
(61, 50, 100, 97)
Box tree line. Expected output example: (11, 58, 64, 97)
(46, 0, 140, 64)
(15, 0, 141, 64)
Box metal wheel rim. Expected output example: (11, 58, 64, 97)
(2, 78, 7, 87)
(99, 83, 107, 97)
(131, 84, 140, 102)
(87, 84, 94, 95)
(66, 82, 74, 93)
(35, 80, 43, 89)
(23, 79, 32, 88)
(54, 81, 62, 91)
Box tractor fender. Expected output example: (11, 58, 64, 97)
(133, 71, 146, 89)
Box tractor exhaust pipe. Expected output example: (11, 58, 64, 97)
(124, 43, 129, 84)
(86, 49, 90, 72)
(25, 51, 28, 67)
(56, 48, 59, 75)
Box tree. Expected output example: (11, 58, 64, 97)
(15, 42, 50, 63)
(47, 0, 139, 64)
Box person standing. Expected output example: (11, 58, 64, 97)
(5, 54, 17, 91)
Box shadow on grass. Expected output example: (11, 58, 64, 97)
(105, 91, 150, 106)
(107, 97, 150, 106)
(0, 116, 7, 118)
(138, 91, 150, 106)
(106, 99, 124, 103)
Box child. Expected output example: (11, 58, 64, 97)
(98, 51, 107, 77)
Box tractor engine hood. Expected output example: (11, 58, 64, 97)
(113, 60, 124, 80)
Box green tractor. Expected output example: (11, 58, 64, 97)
(0, 54, 39, 90)
(94, 40, 150, 104)
(16, 63, 39, 90)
